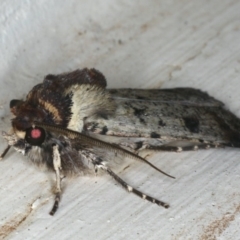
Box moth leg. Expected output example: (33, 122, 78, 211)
(106, 167, 169, 208)
(50, 144, 63, 216)
(0, 145, 11, 160)
(146, 143, 223, 152)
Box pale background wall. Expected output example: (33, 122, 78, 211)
(0, 1, 240, 239)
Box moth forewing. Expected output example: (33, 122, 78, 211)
(2, 67, 240, 215)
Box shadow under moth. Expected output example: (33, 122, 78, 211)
(1, 68, 240, 215)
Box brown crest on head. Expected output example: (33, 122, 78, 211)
(41, 68, 107, 93)
(10, 68, 108, 132)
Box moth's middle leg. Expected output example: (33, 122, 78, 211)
(145, 142, 224, 152)
(105, 167, 169, 208)
(119, 139, 223, 154)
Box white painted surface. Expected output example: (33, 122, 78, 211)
(0, 1, 240, 239)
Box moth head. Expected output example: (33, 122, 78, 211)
(3, 98, 48, 152)
(2, 100, 51, 164)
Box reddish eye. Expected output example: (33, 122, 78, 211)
(31, 128, 42, 139)
(25, 127, 46, 146)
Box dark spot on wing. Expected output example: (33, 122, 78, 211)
(133, 107, 145, 117)
(84, 122, 99, 132)
(97, 112, 109, 120)
(139, 118, 146, 124)
(130, 105, 147, 124)
(183, 117, 200, 133)
(150, 132, 160, 138)
(100, 126, 108, 135)
(136, 96, 147, 100)
(135, 141, 143, 150)
(158, 119, 166, 127)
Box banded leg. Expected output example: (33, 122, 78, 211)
(106, 167, 169, 208)
(147, 143, 224, 152)
(50, 145, 63, 216)
(0, 145, 11, 160)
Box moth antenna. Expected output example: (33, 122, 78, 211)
(106, 167, 169, 208)
(0, 145, 11, 160)
(34, 122, 175, 179)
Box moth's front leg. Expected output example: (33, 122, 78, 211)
(0, 145, 11, 160)
(50, 144, 64, 216)
(1, 131, 19, 160)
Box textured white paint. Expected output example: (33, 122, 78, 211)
(0, 0, 240, 239)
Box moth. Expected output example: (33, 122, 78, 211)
(1, 68, 240, 215)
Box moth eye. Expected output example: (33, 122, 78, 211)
(25, 127, 46, 146)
